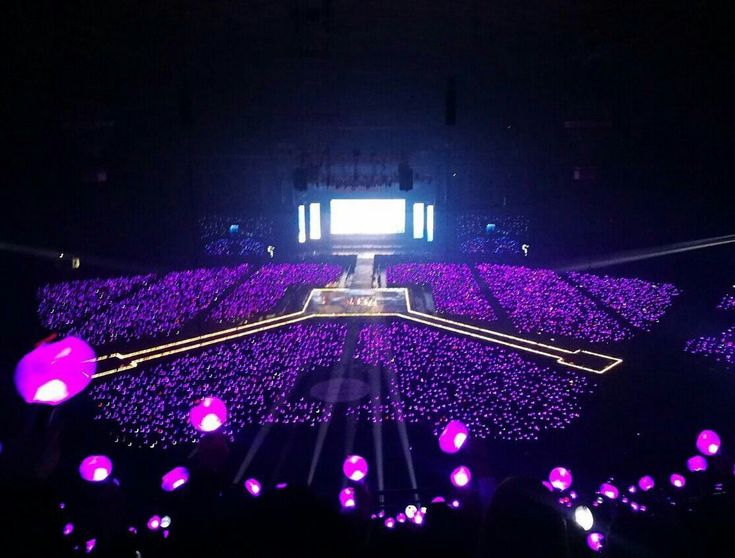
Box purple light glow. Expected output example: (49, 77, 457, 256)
(638, 475, 655, 491)
(450, 499, 461, 509)
(14, 337, 96, 406)
(599, 483, 619, 499)
(548, 467, 573, 491)
(696, 430, 721, 456)
(687, 455, 708, 472)
(244, 478, 262, 497)
(450, 466, 472, 488)
(413, 511, 425, 525)
(396, 513, 407, 523)
(79, 455, 113, 483)
(587, 532, 605, 552)
(670, 473, 686, 488)
(63, 523, 74, 536)
(161, 466, 189, 492)
(384, 517, 395, 529)
(431, 496, 446, 504)
(276, 482, 288, 489)
(339, 487, 356, 509)
(438, 420, 469, 454)
(189, 396, 227, 432)
(85, 539, 96, 554)
(147, 515, 161, 531)
(342, 455, 369, 482)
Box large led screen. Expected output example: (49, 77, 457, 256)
(330, 199, 406, 235)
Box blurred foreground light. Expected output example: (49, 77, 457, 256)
(343, 455, 369, 482)
(79, 455, 113, 483)
(587, 532, 605, 552)
(161, 466, 189, 492)
(85, 539, 96, 554)
(384, 517, 395, 529)
(450, 466, 471, 488)
(396, 513, 407, 523)
(339, 487, 356, 509)
(670, 473, 686, 488)
(431, 496, 446, 504)
(15, 337, 96, 406)
(438, 420, 469, 454)
(147, 515, 161, 531)
(450, 499, 461, 509)
(244, 478, 262, 497)
(573, 506, 594, 531)
(189, 397, 227, 432)
(548, 467, 573, 491)
(160, 516, 171, 529)
(599, 483, 618, 500)
(63, 523, 74, 536)
(405, 505, 417, 519)
(687, 455, 708, 472)
(696, 430, 721, 456)
(638, 475, 655, 491)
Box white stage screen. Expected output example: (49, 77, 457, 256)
(330, 199, 406, 235)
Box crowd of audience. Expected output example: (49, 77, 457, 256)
(89, 323, 346, 448)
(204, 237, 268, 257)
(685, 283, 735, 368)
(348, 322, 594, 441)
(456, 213, 529, 256)
(476, 264, 631, 343)
(717, 286, 735, 311)
(74, 265, 250, 346)
(207, 263, 342, 325)
(386, 263, 496, 322)
(37, 274, 155, 332)
(567, 272, 681, 330)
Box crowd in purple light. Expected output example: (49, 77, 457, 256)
(208, 263, 342, 324)
(37, 273, 154, 332)
(89, 323, 345, 448)
(456, 213, 529, 256)
(476, 264, 631, 342)
(347, 322, 594, 441)
(205, 237, 267, 256)
(717, 286, 735, 311)
(386, 263, 496, 321)
(74, 265, 249, 346)
(568, 271, 681, 330)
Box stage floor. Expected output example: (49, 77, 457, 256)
(305, 288, 410, 315)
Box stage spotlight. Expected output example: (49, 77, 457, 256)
(573, 506, 594, 531)
(147, 515, 161, 531)
(384, 517, 395, 529)
(438, 420, 469, 454)
(244, 478, 262, 497)
(161, 466, 189, 492)
(450, 466, 471, 488)
(79, 455, 113, 483)
(599, 483, 619, 500)
(670, 474, 686, 488)
(638, 476, 655, 491)
(548, 467, 573, 491)
(587, 532, 605, 552)
(14, 337, 96, 406)
(696, 430, 721, 456)
(343, 455, 369, 482)
(189, 397, 227, 432)
(339, 487, 356, 509)
(687, 455, 708, 472)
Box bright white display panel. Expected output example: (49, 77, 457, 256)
(330, 199, 406, 235)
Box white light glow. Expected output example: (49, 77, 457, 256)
(330, 199, 406, 235)
(413, 203, 425, 239)
(298, 205, 306, 243)
(309, 203, 321, 240)
(574, 506, 594, 531)
(427, 205, 434, 242)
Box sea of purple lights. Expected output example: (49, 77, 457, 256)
(568, 271, 681, 330)
(73, 265, 250, 346)
(685, 283, 735, 368)
(37, 273, 155, 332)
(476, 264, 631, 342)
(89, 323, 345, 448)
(346, 322, 594, 441)
(386, 263, 496, 321)
(207, 263, 342, 325)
